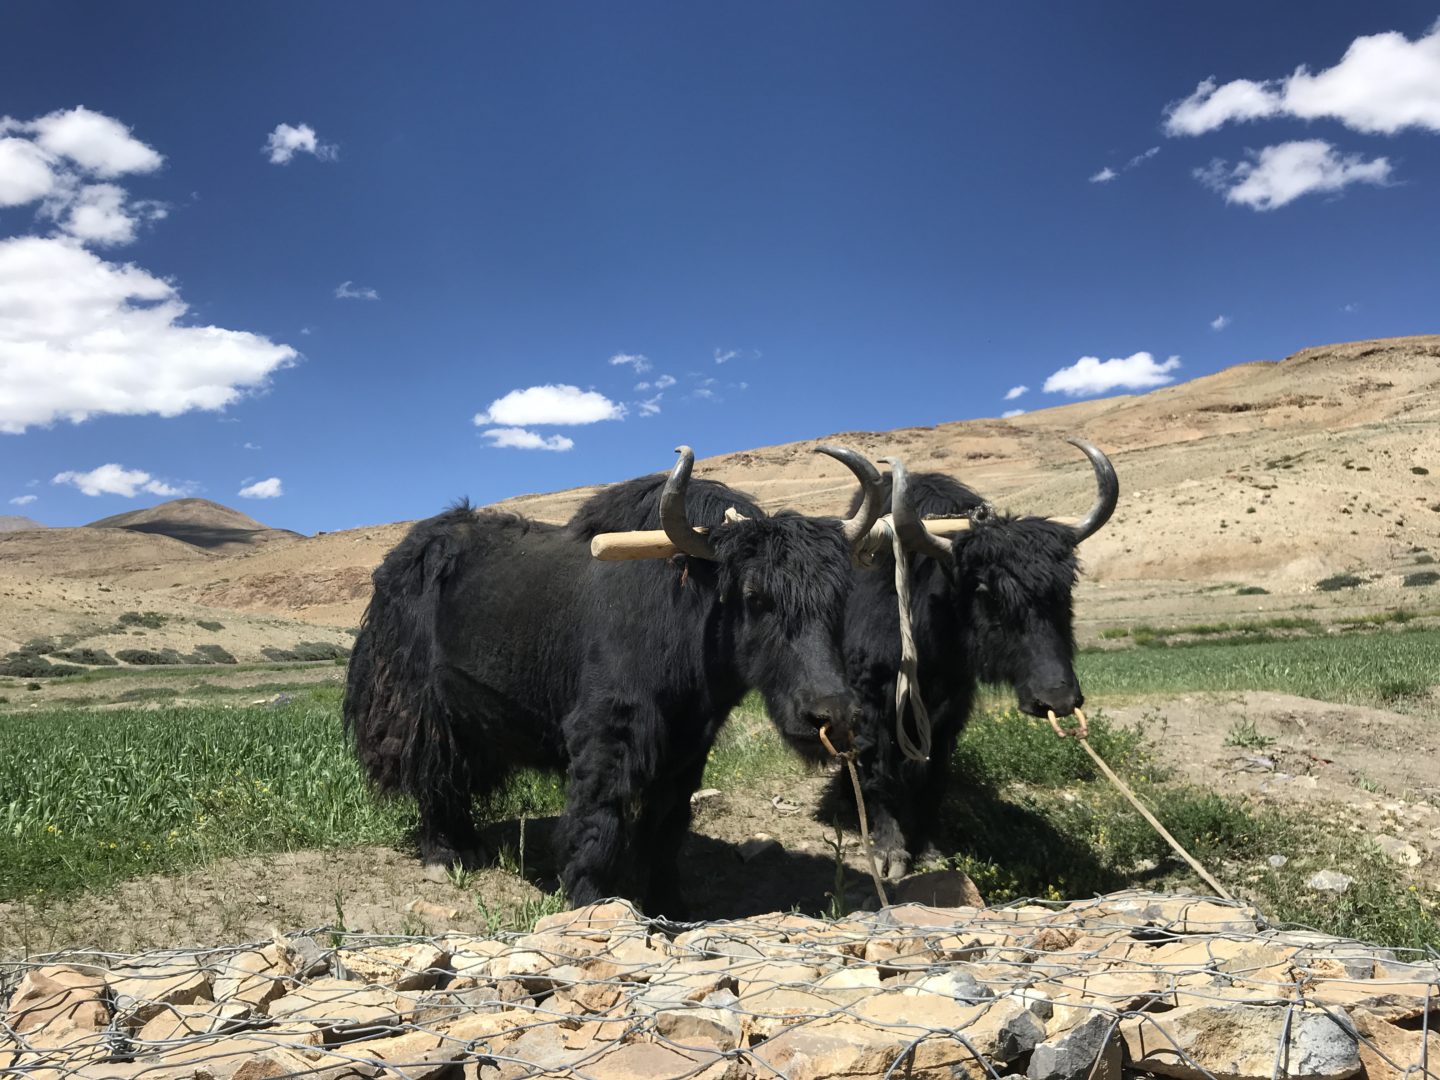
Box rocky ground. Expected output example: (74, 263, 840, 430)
(5, 894, 1438, 1080)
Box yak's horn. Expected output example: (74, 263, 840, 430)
(814, 445, 886, 552)
(888, 456, 954, 562)
(660, 446, 718, 561)
(1066, 437, 1118, 543)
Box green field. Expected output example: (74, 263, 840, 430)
(2, 629, 1436, 947)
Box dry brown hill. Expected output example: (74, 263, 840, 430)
(0, 516, 44, 532)
(3, 334, 1437, 660)
(87, 497, 303, 553)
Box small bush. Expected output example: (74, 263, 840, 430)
(0, 654, 83, 678)
(265, 642, 351, 663)
(18, 638, 56, 656)
(50, 648, 117, 666)
(1098, 628, 1130, 640)
(1413, 555, 1435, 566)
(1236, 585, 1269, 596)
(1315, 574, 1364, 592)
(1403, 570, 1439, 587)
(196, 620, 224, 632)
(114, 648, 187, 666)
(1412, 466, 1430, 476)
(117, 611, 168, 629)
(191, 644, 237, 665)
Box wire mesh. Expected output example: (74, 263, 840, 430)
(3, 890, 1437, 1080)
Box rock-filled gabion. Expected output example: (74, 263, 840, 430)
(3, 890, 1438, 1080)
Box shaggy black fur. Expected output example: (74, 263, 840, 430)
(343, 473, 860, 915)
(838, 472, 1084, 879)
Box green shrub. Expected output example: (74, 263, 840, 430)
(117, 611, 168, 629)
(115, 648, 187, 666)
(261, 648, 299, 662)
(0, 654, 84, 678)
(1315, 574, 1364, 592)
(191, 644, 237, 665)
(294, 641, 350, 661)
(18, 638, 56, 656)
(196, 620, 225, 632)
(50, 648, 118, 666)
(1236, 585, 1269, 596)
(1402, 570, 1439, 587)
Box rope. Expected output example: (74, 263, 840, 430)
(1047, 708, 1236, 902)
(820, 725, 891, 909)
(890, 523, 933, 763)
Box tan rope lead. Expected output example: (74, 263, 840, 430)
(820, 724, 891, 909)
(1048, 708, 1235, 902)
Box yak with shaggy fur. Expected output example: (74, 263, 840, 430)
(343, 447, 882, 914)
(835, 440, 1118, 880)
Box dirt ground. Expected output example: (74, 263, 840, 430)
(4, 689, 1436, 958)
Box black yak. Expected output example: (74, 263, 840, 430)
(343, 445, 883, 913)
(838, 439, 1118, 879)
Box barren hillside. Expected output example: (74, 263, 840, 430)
(3, 335, 1437, 658)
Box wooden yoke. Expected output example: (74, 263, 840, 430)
(589, 515, 983, 562)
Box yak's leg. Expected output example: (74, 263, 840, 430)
(418, 783, 486, 879)
(553, 706, 656, 908)
(896, 723, 962, 869)
(638, 755, 708, 918)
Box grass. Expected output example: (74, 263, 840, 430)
(3, 630, 1437, 950)
(1077, 627, 1440, 708)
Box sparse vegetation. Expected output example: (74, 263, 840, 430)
(191, 643, 238, 664)
(196, 620, 225, 632)
(1403, 570, 1440, 587)
(262, 642, 351, 662)
(50, 648, 118, 666)
(117, 611, 168, 629)
(1235, 585, 1269, 595)
(1315, 573, 1364, 592)
(114, 648, 187, 666)
(0, 654, 84, 678)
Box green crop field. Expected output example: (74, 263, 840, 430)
(2, 628, 1436, 948)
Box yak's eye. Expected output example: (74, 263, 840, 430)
(744, 588, 774, 614)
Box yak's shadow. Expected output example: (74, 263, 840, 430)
(470, 814, 872, 921)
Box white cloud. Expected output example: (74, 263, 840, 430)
(1342, 302, 1360, 313)
(1090, 167, 1118, 184)
(1002, 409, 1026, 419)
(714, 348, 739, 364)
(21, 107, 163, 177)
(1004, 385, 1028, 401)
(655, 373, 676, 389)
(0, 108, 167, 246)
(637, 395, 663, 416)
(334, 280, 379, 301)
(473, 384, 624, 426)
(1128, 146, 1161, 168)
(481, 427, 574, 452)
(263, 123, 337, 164)
(1165, 23, 1440, 137)
(1211, 314, 1231, 331)
(609, 352, 650, 373)
(0, 137, 59, 206)
(1196, 140, 1390, 211)
(243, 442, 261, 450)
(9, 494, 37, 506)
(53, 463, 185, 498)
(1043, 352, 1181, 397)
(0, 236, 297, 434)
(691, 387, 718, 402)
(238, 477, 283, 499)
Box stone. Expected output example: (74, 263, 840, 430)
(673, 929, 769, 961)
(336, 943, 449, 991)
(325, 1012, 518, 1079)
(1306, 870, 1355, 895)
(1029, 1012, 1121, 1080)
(283, 936, 330, 979)
(579, 1041, 738, 1080)
(750, 1017, 986, 1078)
(1120, 1004, 1361, 1080)
(813, 966, 881, 990)
(690, 787, 722, 805)
(493, 1025, 590, 1080)
(739, 836, 783, 861)
(654, 1003, 745, 1051)
(108, 961, 212, 1026)
(265, 978, 407, 1043)
(532, 899, 646, 939)
(5, 966, 109, 1037)
(1350, 1008, 1440, 1080)
(132, 1001, 250, 1046)
(892, 868, 985, 908)
(448, 937, 509, 980)
(1372, 835, 1422, 867)
(1310, 978, 1440, 1021)
(902, 969, 994, 1002)
(212, 944, 292, 1012)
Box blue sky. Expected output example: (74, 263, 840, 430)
(3, 3, 1438, 533)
